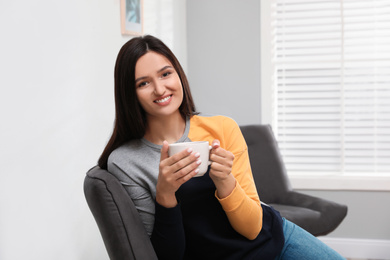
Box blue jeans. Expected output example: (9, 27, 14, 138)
(274, 218, 346, 260)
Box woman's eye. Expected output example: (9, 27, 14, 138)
(162, 71, 171, 77)
(138, 81, 148, 88)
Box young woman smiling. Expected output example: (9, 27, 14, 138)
(98, 35, 345, 260)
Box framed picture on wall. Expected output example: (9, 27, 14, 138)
(120, 0, 144, 35)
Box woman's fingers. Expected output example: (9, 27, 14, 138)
(173, 152, 200, 172)
(176, 161, 200, 184)
(160, 147, 192, 173)
(212, 139, 220, 146)
(210, 148, 234, 165)
(175, 157, 201, 176)
(160, 140, 170, 161)
(209, 144, 234, 180)
(160, 146, 200, 182)
(165, 147, 193, 165)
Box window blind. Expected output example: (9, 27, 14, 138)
(270, 0, 390, 175)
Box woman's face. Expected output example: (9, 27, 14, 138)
(134, 51, 184, 120)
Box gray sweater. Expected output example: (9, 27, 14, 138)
(107, 118, 191, 236)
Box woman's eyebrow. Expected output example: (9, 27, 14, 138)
(158, 65, 173, 73)
(135, 76, 147, 84)
(135, 65, 173, 83)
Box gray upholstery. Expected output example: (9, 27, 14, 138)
(84, 166, 158, 260)
(240, 124, 347, 236)
(84, 124, 347, 259)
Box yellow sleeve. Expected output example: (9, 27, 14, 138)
(214, 117, 263, 240)
(188, 115, 263, 240)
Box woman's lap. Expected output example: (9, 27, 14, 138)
(274, 218, 346, 260)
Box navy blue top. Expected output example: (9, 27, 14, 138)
(151, 170, 285, 260)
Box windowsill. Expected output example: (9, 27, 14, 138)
(289, 174, 390, 191)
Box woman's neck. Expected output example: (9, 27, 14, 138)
(143, 112, 186, 145)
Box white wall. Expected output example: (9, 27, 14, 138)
(0, 1, 186, 259)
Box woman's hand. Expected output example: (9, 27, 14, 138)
(156, 141, 200, 208)
(209, 139, 236, 199)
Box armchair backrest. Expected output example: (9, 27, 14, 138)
(240, 125, 292, 203)
(84, 166, 158, 260)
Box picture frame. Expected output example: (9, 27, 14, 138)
(120, 0, 144, 36)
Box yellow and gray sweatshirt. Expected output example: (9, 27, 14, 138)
(108, 115, 284, 260)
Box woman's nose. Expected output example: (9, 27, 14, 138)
(153, 81, 166, 96)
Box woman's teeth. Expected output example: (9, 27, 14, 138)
(155, 95, 171, 103)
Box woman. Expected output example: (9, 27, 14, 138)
(98, 35, 345, 260)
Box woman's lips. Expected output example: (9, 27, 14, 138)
(154, 95, 172, 105)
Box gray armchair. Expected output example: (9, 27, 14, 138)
(84, 124, 347, 259)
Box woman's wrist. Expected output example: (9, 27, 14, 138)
(213, 173, 236, 199)
(156, 190, 178, 208)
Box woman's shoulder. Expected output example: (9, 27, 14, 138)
(189, 114, 242, 148)
(191, 114, 239, 128)
(107, 139, 143, 166)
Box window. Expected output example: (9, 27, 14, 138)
(261, 0, 390, 190)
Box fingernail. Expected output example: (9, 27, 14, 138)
(194, 168, 200, 173)
(196, 159, 202, 165)
(187, 148, 193, 153)
(194, 152, 200, 158)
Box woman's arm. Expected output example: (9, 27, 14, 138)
(150, 202, 185, 260)
(211, 118, 263, 240)
(215, 150, 263, 240)
(108, 163, 156, 236)
(209, 140, 237, 199)
(151, 141, 200, 259)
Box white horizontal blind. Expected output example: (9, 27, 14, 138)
(271, 0, 390, 175)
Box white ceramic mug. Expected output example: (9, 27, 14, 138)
(168, 141, 211, 177)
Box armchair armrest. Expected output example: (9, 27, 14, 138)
(270, 191, 347, 236)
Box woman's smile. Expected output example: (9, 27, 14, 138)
(154, 94, 172, 105)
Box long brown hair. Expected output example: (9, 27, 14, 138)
(98, 35, 197, 169)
